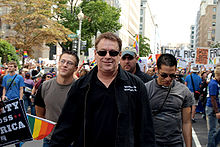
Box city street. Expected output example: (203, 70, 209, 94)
(4, 113, 213, 147)
(192, 113, 208, 147)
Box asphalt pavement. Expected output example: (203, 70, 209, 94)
(192, 113, 208, 147)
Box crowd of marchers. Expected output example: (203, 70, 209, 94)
(0, 32, 219, 147)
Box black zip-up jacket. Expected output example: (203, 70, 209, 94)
(134, 63, 153, 83)
(50, 65, 155, 147)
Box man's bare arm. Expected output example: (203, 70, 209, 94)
(182, 107, 192, 147)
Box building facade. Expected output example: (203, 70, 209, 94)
(215, 0, 220, 43)
(190, 25, 196, 49)
(139, 0, 160, 54)
(196, 0, 217, 47)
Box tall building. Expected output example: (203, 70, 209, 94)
(139, 0, 160, 54)
(190, 25, 196, 49)
(103, 0, 141, 49)
(118, 0, 141, 48)
(215, 0, 220, 43)
(197, 0, 217, 47)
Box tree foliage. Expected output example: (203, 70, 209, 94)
(0, 39, 19, 64)
(0, 0, 72, 57)
(210, 42, 220, 48)
(139, 35, 151, 57)
(57, 0, 122, 50)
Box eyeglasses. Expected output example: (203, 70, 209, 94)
(121, 55, 134, 60)
(159, 72, 176, 79)
(96, 50, 119, 57)
(46, 76, 53, 79)
(59, 59, 75, 66)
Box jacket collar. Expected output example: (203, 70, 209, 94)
(134, 63, 141, 75)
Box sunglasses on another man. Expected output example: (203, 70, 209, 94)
(159, 72, 176, 79)
(121, 55, 134, 60)
(96, 50, 119, 57)
(46, 75, 53, 79)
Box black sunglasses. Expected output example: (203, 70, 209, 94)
(46, 76, 53, 78)
(122, 56, 134, 60)
(159, 73, 176, 79)
(97, 50, 119, 57)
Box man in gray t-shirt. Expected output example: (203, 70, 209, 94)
(35, 51, 79, 147)
(145, 54, 193, 147)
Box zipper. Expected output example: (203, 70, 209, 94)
(84, 84, 90, 147)
(114, 79, 120, 147)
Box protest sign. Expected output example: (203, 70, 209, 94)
(0, 99, 32, 146)
(195, 48, 208, 64)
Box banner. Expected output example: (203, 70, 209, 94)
(163, 48, 220, 69)
(0, 99, 32, 146)
(195, 48, 209, 64)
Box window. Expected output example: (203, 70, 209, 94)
(212, 37, 215, 41)
(6, 24, 10, 29)
(212, 29, 215, 34)
(191, 45, 194, 48)
(140, 9, 143, 15)
(213, 15, 216, 19)
(140, 17, 143, 23)
(213, 7, 216, 12)
(191, 36, 194, 39)
(192, 26, 195, 30)
(192, 31, 194, 34)
(213, 0, 217, 4)
(191, 40, 194, 44)
(212, 22, 216, 26)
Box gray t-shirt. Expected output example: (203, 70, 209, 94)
(41, 78, 73, 139)
(145, 79, 193, 144)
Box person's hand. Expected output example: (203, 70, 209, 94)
(216, 112, 220, 119)
(1, 96, 7, 101)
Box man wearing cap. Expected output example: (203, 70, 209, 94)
(185, 66, 202, 123)
(120, 46, 152, 83)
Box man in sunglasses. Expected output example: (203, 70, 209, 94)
(145, 54, 193, 147)
(120, 46, 152, 83)
(50, 32, 155, 147)
(35, 51, 79, 147)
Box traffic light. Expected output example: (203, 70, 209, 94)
(72, 40, 78, 51)
(49, 45, 56, 60)
(81, 41, 87, 50)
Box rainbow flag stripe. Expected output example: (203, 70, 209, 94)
(27, 114, 56, 140)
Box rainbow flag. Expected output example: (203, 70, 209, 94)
(138, 57, 142, 63)
(91, 59, 96, 66)
(27, 114, 56, 140)
(148, 55, 153, 62)
(133, 34, 139, 53)
(24, 51, 28, 58)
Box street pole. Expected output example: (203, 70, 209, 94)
(77, 9, 84, 62)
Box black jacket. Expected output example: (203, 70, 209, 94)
(50, 65, 155, 147)
(134, 63, 153, 83)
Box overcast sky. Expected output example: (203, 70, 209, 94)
(148, 0, 201, 45)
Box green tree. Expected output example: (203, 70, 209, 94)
(0, 0, 72, 57)
(57, 0, 122, 51)
(210, 42, 220, 48)
(139, 35, 151, 57)
(0, 39, 19, 64)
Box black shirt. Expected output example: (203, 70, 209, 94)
(85, 74, 118, 147)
